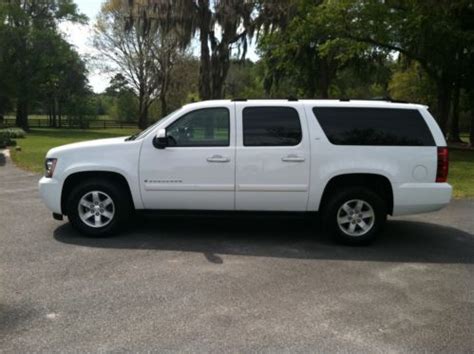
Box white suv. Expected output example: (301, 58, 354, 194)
(39, 99, 452, 244)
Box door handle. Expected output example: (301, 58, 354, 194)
(282, 154, 305, 162)
(207, 155, 230, 163)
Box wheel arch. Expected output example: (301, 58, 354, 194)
(320, 173, 394, 215)
(61, 171, 135, 215)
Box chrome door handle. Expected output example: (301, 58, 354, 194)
(207, 155, 230, 163)
(282, 154, 305, 162)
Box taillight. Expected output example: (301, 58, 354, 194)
(436, 147, 449, 183)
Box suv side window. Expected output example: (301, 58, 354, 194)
(313, 107, 435, 146)
(166, 108, 230, 147)
(243, 107, 302, 146)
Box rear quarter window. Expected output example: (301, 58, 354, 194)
(312, 107, 435, 146)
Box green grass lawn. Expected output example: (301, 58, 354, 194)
(449, 150, 474, 198)
(10, 128, 138, 173)
(8, 128, 474, 198)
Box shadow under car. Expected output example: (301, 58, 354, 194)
(54, 214, 474, 265)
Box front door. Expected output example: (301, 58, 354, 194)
(235, 103, 311, 211)
(139, 105, 235, 210)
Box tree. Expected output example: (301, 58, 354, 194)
(224, 59, 265, 98)
(94, 0, 180, 128)
(36, 32, 90, 128)
(114, 90, 139, 122)
(465, 46, 474, 147)
(257, 0, 393, 99)
(126, 0, 265, 100)
(0, 0, 85, 130)
(104, 73, 129, 97)
(165, 55, 200, 113)
(388, 61, 436, 106)
(104, 75, 139, 122)
(316, 0, 474, 138)
(0, 6, 13, 124)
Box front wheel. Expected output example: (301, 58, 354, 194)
(322, 187, 387, 245)
(66, 179, 131, 237)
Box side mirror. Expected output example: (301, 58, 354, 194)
(153, 129, 168, 149)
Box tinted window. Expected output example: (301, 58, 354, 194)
(166, 108, 229, 147)
(313, 107, 435, 146)
(243, 107, 302, 146)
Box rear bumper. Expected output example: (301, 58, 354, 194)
(38, 177, 62, 215)
(392, 182, 452, 216)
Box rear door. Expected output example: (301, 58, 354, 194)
(235, 102, 311, 211)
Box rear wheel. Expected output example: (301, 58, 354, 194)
(322, 187, 386, 245)
(66, 179, 131, 237)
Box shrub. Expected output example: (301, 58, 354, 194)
(0, 129, 22, 148)
(3, 128, 26, 139)
(0, 131, 10, 148)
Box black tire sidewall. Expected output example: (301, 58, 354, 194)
(66, 179, 130, 237)
(323, 187, 387, 245)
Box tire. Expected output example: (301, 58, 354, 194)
(322, 187, 387, 245)
(66, 178, 131, 237)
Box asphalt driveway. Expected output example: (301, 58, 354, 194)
(1, 150, 473, 352)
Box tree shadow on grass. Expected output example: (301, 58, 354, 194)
(54, 215, 474, 265)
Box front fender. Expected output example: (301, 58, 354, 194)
(61, 164, 144, 210)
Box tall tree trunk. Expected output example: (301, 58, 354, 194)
(58, 101, 62, 128)
(139, 104, 149, 129)
(138, 89, 148, 129)
(469, 90, 474, 148)
(160, 56, 171, 117)
(48, 103, 52, 127)
(470, 110, 474, 148)
(317, 58, 330, 99)
(210, 44, 230, 99)
(52, 98, 57, 128)
(435, 77, 452, 136)
(198, 0, 211, 100)
(160, 93, 167, 118)
(15, 99, 29, 132)
(448, 80, 462, 143)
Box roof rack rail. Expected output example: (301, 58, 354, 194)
(370, 96, 410, 104)
(338, 96, 409, 104)
(388, 99, 409, 104)
(232, 97, 300, 102)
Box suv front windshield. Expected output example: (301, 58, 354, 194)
(126, 109, 181, 141)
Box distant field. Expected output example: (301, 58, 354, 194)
(4, 115, 112, 120)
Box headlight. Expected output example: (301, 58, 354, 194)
(45, 158, 57, 178)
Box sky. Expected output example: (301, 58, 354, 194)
(60, 0, 259, 93)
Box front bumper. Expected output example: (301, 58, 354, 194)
(392, 182, 452, 216)
(38, 177, 62, 214)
